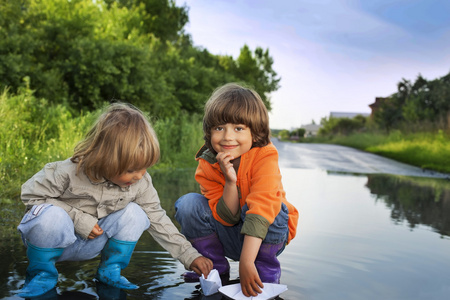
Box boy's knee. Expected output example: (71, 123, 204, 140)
(175, 193, 193, 209)
(175, 193, 211, 228)
(175, 193, 204, 213)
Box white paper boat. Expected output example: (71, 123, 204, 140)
(218, 283, 288, 300)
(200, 269, 222, 296)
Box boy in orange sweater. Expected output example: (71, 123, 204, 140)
(175, 83, 298, 297)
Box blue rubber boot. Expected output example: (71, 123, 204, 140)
(254, 243, 284, 283)
(17, 243, 64, 298)
(96, 238, 139, 290)
(182, 233, 230, 282)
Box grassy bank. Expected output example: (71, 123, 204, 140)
(303, 130, 450, 174)
(0, 87, 203, 204)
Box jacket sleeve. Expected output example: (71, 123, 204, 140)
(241, 148, 283, 240)
(195, 161, 238, 226)
(20, 162, 98, 239)
(135, 174, 201, 270)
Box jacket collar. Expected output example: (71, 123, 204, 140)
(196, 145, 217, 164)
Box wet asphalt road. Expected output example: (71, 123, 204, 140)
(271, 139, 449, 179)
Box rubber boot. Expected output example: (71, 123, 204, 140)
(16, 243, 64, 298)
(183, 233, 230, 282)
(96, 238, 139, 290)
(254, 243, 284, 283)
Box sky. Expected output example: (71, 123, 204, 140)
(174, 0, 450, 130)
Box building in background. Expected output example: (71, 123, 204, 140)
(368, 97, 390, 118)
(329, 111, 370, 119)
(301, 123, 322, 137)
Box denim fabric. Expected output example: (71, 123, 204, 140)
(18, 202, 150, 262)
(174, 193, 289, 261)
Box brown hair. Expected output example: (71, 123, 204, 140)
(203, 83, 270, 153)
(71, 103, 160, 182)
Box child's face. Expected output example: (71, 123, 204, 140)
(211, 123, 253, 159)
(109, 168, 147, 188)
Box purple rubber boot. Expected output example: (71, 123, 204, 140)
(183, 233, 230, 282)
(255, 243, 284, 283)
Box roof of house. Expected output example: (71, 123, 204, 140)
(301, 124, 322, 131)
(330, 112, 370, 119)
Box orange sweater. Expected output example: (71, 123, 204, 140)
(195, 143, 298, 244)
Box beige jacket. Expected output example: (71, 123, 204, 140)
(21, 158, 201, 269)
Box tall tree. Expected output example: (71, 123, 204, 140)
(232, 45, 280, 110)
(0, 0, 281, 118)
(103, 0, 188, 42)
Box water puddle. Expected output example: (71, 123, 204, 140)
(1, 168, 450, 299)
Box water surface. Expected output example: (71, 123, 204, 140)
(1, 167, 450, 299)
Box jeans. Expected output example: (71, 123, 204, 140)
(17, 202, 150, 262)
(174, 193, 289, 261)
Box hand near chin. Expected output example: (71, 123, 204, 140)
(216, 152, 237, 183)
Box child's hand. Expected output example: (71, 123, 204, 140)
(239, 260, 264, 297)
(216, 152, 237, 183)
(189, 256, 213, 278)
(88, 223, 104, 239)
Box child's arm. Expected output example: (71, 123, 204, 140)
(135, 175, 210, 271)
(189, 256, 213, 278)
(216, 152, 239, 214)
(239, 235, 264, 297)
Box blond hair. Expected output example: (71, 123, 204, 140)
(71, 103, 160, 182)
(203, 83, 270, 152)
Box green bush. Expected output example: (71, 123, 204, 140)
(0, 0, 280, 118)
(0, 86, 204, 203)
(0, 83, 94, 203)
(153, 112, 204, 169)
(319, 115, 367, 136)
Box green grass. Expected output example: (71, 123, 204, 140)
(0, 86, 92, 203)
(0, 87, 203, 204)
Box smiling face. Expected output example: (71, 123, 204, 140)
(202, 84, 271, 155)
(211, 123, 253, 159)
(109, 168, 147, 188)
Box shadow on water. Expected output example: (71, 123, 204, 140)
(1, 168, 450, 299)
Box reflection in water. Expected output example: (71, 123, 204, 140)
(1, 168, 450, 299)
(366, 174, 450, 237)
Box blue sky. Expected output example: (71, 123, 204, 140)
(175, 0, 450, 129)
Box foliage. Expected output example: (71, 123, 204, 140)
(232, 45, 280, 110)
(0, 0, 280, 119)
(153, 111, 203, 169)
(0, 83, 94, 203)
(103, 0, 189, 42)
(289, 128, 305, 139)
(0, 87, 204, 203)
(276, 129, 290, 140)
(0, 0, 283, 204)
(311, 71, 450, 174)
(318, 115, 368, 136)
(373, 73, 450, 132)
